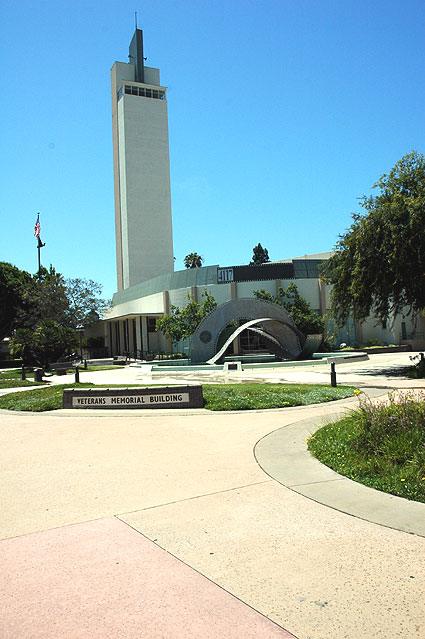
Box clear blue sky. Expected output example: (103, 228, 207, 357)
(1, 0, 424, 300)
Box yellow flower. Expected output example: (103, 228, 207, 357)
(400, 478, 406, 482)
(354, 389, 361, 396)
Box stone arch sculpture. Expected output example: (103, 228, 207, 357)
(190, 298, 307, 364)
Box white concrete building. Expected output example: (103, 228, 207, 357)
(111, 29, 174, 291)
(100, 253, 425, 358)
(95, 29, 425, 360)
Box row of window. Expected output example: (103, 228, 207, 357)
(118, 85, 166, 101)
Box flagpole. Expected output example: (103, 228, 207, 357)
(34, 212, 45, 278)
(38, 238, 41, 277)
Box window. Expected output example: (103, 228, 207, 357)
(147, 318, 157, 333)
(120, 85, 166, 101)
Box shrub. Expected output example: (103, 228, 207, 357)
(9, 321, 77, 367)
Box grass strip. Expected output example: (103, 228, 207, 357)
(0, 379, 46, 389)
(0, 366, 124, 388)
(308, 390, 425, 503)
(0, 383, 356, 412)
(202, 384, 355, 411)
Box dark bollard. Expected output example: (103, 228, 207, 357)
(330, 362, 337, 387)
(34, 368, 43, 382)
(84, 359, 88, 370)
(21, 364, 26, 381)
(75, 366, 80, 384)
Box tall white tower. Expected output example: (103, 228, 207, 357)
(111, 29, 174, 290)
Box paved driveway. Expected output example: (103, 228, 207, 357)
(1, 355, 424, 638)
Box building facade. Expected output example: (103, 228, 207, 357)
(97, 30, 425, 358)
(111, 29, 174, 291)
(100, 252, 425, 357)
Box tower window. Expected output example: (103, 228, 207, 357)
(119, 85, 166, 101)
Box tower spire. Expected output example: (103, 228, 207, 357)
(129, 27, 144, 83)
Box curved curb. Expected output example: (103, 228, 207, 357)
(0, 389, 364, 418)
(254, 390, 425, 538)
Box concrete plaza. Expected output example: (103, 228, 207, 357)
(1, 353, 424, 638)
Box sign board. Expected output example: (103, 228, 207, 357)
(217, 267, 234, 283)
(63, 385, 204, 409)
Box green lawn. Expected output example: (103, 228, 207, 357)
(0, 366, 123, 389)
(308, 391, 425, 503)
(0, 383, 356, 412)
(202, 384, 355, 411)
(0, 370, 47, 388)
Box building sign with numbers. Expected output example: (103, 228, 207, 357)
(217, 267, 234, 283)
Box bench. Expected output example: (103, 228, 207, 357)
(50, 362, 71, 375)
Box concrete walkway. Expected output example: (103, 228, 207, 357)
(1, 354, 425, 638)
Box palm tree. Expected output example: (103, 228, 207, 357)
(184, 253, 204, 269)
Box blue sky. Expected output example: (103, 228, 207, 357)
(1, 0, 424, 300)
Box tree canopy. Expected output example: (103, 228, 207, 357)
(250, 243, 270, 265)
(0, 262, 32, 340)
(254, 284, 324, 335)
(1, 262, 109, 364)
(10, 321, 77, 367)
(321, 151, 425, 325)
(65, 278, 110, 328)
(184, 253, 204, 269)
(21, 266, 70, 329)
(156, 291, 217, 344)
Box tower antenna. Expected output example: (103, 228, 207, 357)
(135, 11, 138, 29)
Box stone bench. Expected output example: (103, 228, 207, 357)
(50, 362, 71, 375)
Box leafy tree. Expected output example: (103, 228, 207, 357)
(250, 243, 270, 265)
(9, 320, 77, 367)
(65, 278, 110, 328)
(0, 262, 32, 340)
(156, 291, 217, 344)
(1, 262, 109, 367)
(0, 263, 109, 337)
(21, 266, 70, 329)
(8, 328, 34, 361)
(33, 321, 77, 366)
(184, 253, 204, 269)
(254, 283, 324, 335)
(322, 151, 425, 325)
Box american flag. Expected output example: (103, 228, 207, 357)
(34, 213, 41, 238)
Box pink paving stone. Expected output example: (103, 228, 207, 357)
(0, 517, 295, 639)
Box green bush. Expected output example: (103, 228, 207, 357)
(407, 354, 425, 379)
(82, 336, 104, 349)
(9, 321, 77, 367)
(365, 338, 384, 347)
(309, 390, 425, 502)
